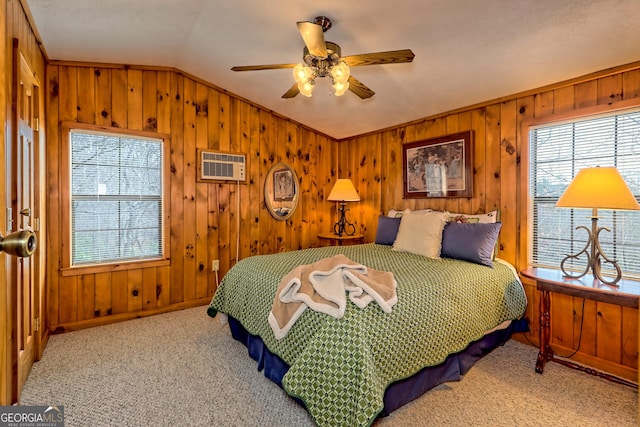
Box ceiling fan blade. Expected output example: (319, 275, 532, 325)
(343, 49, 415, 67)
(348, 76, 374, 99)
(282, 83, 300, 99)
(231, 63, 297, 72)
(297, 21, 327, 58)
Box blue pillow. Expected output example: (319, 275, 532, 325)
(441, 222, 502, 267)
(375, 216, 401, 245)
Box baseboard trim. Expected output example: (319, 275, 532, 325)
(49, 298, 212, 334)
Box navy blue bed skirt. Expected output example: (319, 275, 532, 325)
(227, 316, 528, 417)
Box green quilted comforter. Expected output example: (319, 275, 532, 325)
(207, 244, 527, 426)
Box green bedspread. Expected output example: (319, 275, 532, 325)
(207, 244, 527, 427)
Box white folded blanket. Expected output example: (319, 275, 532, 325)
(268, 254, 398, 339)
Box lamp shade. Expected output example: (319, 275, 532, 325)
(556, 167, 640, 210)
(298, 81, 314, 97)
(327, 179, 360, 202)
(293, 64, 313, 85)
(330, 61, 350, 85)
(333, 81, 349, 97)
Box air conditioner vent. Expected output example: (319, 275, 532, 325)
(198, 149, 246, 182)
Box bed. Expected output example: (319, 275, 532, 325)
(207, 210, 528, 426)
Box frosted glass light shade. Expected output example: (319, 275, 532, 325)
(293, 64, 313, 85)
(298, 80, 314, 97)
(330, 61, 350, 84)
(333, 81, 349, 96)
(556, 167, 640, 211)
(327, 179, 360, 202)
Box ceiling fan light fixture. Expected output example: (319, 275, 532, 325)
(293, 63, 314, 85)
(298, 80, 314, 97)
(333, 80, 349, 96)
(232, 16, 414, 100)
(330, 61, 350, 84)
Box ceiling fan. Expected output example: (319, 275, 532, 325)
(231, 16, 415, 99)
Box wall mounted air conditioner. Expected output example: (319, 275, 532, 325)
(197, 149, 246, 183)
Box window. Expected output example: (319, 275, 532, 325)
(529, 108, 640, 280)
(68, 127, 167, 267)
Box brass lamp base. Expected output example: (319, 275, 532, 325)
(560, 209, 622, 286)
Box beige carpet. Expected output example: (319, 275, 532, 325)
(19, 306, 638, 426)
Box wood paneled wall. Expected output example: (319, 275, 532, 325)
(338, 63, 640, 381)
(45, 63, 337, 331)
(339, 65, 640, 266)
(44, 49, 639, 379)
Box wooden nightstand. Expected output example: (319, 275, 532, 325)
(318, 233, 364, 246)
(521, 267, 640, 388)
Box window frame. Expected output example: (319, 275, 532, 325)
(520, 98, 640, 276)
(60, 122, 171, 276)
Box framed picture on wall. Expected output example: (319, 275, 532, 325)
(273, 167, 296, 201)
(402, 131, 474, 198)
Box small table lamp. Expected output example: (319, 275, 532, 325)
(556, 166, 640, 285)
(327, 179, 360, 236)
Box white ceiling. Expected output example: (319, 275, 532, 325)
(25, 0, 640, 140)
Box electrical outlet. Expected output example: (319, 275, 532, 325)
(212, 260, 219, 271)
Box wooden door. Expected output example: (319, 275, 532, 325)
(11, 48, 40, 400)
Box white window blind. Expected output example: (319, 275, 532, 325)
(529, 109, 640, 280)
(70, 130, 164, 265)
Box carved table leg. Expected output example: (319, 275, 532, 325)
(535, 289, 551, 374)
